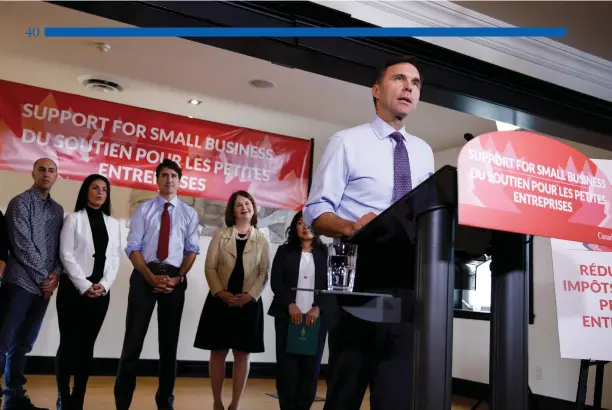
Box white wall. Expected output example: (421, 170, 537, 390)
(435, 141, 612, 406)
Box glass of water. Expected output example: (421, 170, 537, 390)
(327, 242, 358, 292)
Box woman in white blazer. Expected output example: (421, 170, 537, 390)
(55, 174, 121, 410)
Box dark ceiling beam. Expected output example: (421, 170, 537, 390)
(49, 1, 612, 149)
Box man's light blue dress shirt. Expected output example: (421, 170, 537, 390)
(303, 116, 435, 227)
(125, 195, 200, 268)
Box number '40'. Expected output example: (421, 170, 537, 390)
(25, 27, 40, 38)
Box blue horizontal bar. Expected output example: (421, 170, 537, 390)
(43, 26, 566, 38)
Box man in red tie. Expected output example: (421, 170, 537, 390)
(115, 159, 201, 410)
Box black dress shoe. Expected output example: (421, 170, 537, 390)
(3, 395, 49, 410)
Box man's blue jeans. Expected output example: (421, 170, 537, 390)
(0, 284, 49, 404)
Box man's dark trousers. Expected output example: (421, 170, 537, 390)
(323, 238, 416, 410)
(114, 265, 186, 410)
(0, 284, 50, 408)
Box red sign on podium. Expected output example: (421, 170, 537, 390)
(458, 131, 612, 246)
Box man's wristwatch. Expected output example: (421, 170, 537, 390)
(178, 275, 185, 283)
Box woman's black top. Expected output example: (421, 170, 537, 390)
(85, 206, 108, 282)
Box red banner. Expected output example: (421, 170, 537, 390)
(458, 130, 612, 246)
(0, 79, 312, 210)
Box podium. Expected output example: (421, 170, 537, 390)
(336, 165, 530, 410)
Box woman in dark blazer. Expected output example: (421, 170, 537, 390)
(268, 210, 331, 410)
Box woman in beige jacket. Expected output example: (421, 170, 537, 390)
(194, 190, 270, 410)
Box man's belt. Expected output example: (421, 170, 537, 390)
(146, 262, 179, 276)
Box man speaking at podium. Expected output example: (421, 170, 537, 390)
(303, 56, 435, 410)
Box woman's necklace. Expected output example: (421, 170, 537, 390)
(235, 226, 251, 239)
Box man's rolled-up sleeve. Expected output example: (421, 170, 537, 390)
(183, 210, 200, 255)
(125, 206, 145, 257)
(303, 135, 349, 228)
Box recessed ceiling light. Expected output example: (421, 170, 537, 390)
(188, 99, 201, 105)
(249, 79, 275, 89)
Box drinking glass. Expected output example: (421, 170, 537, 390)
(327, 242, 358, 292)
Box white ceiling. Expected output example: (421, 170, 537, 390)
(0, 1, 497, 155)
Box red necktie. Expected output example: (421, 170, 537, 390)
(157, 202, 171, 262)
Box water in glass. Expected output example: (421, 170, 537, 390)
(327, 242, 358, 292)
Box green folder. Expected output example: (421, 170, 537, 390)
(286, 314, 320, 356)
